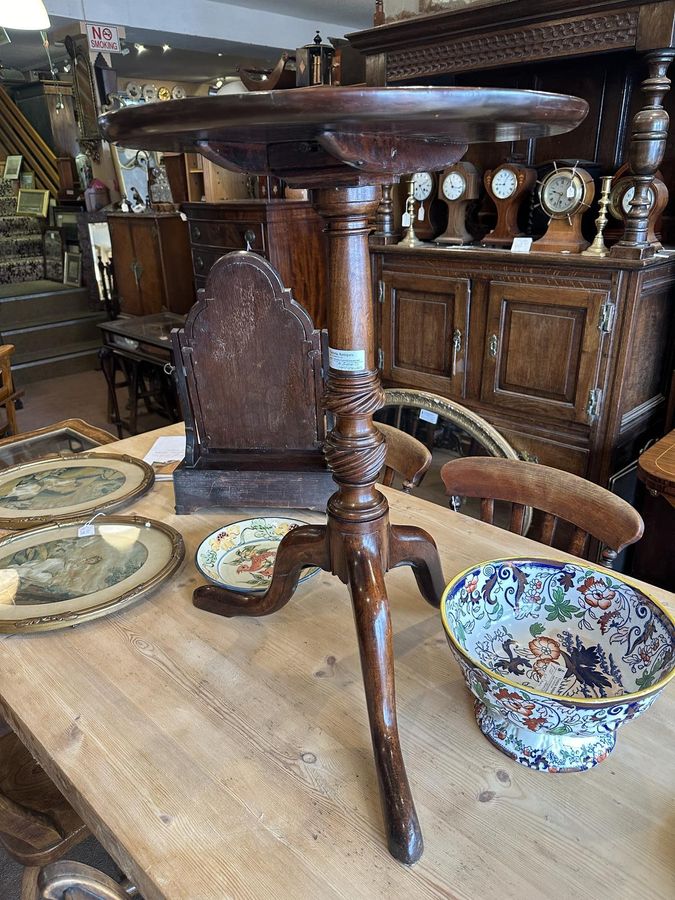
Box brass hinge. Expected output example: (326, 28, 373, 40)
(377, 347, 384, 369)
(377, 280, 385, 304)
(586, 388, 602, 422)
(599, 300, 616, 334)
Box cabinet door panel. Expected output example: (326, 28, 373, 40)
(481, 281, 605, 424)
(382, 272, 469, 398)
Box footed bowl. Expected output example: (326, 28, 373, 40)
(441, 558, 675, 772)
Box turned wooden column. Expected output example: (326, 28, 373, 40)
(371, 183, 401, 245)
(611, 48, 675, 259)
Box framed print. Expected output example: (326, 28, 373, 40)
(0, 515, 184, 632)
(16, 189, 50, 217)
(19, 171, 35, 190)
(0, 452, 155, 529)
(63, 251, 83, 287)
(2, 155, 22, 180)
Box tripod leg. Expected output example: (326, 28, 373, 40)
(347, 544, 423, 865)
(389, 524, 446, 608)
(193, 525, 329, 618)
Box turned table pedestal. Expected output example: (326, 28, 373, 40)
(101, 86, 587, 864)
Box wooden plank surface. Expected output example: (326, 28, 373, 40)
(0, 424, 673, 900)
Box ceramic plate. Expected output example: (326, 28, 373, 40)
(0, 452, 154, 529)
(195, 517, 319, 593)
(0, 515, 184, 632)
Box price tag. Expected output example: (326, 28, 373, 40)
(179, 212, 188, 222)
(419, 409, 438, 424)
(417, 205, 425, 221)
(566, 183, 576, 198)
(510, 237, 533, 254)
(328, 347, 366, 372)
(401, 212, 411, 228)
(78, 523, 96, 537)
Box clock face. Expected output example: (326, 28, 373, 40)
(491, 167, 518, 199)
(541, 171, 583, 215)
(412, 172, 434, 202)
(442, 171, 467, 201)
(621, 185, 654, 215)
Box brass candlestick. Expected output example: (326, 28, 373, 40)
(582, 175, 613, 257)
(397, 178, 424, 248)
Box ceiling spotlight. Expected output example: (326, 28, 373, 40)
(0, 0, 50, 30)
(217, 52, 223, 57)
(162, 44, 171, 53)
(134, 43, 147, 54)
(62, 61, 71, 72)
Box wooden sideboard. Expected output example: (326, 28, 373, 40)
(182, 200, 328, 328)
(108, 211, 195, 316)
(373, 244, 675, 489)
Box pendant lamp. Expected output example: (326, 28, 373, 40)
(0, 0, 51, 31)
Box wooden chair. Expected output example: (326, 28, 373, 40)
(0, 344, 21, 438)
(440, 457, 644, 568)
(375, 421, 432, 493)
(34, 861, 140, 899)
(0, 730, 89, 899)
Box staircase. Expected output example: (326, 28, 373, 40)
(0, 280, 105, 384)
(0, 179, 45, 285)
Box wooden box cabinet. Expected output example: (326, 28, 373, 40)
(108, 212, 196, 316)
(182, 200, 329, 328)
(373, 245, 675, 488)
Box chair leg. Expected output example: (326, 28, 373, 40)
(21, 866, 39, 900)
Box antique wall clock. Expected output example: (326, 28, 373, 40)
(435, 162, 481, 245)
(607, 173, 668, 250)
(411, 171, 446, 241)
(482, 162, 536, 246)
(531, 163, 595, 253)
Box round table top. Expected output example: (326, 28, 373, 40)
(100, 85, 588, 184)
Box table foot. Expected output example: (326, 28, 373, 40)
(389, 524, 446, 608)
(346, 539, 423, 865)
(193, 525, 329, 617)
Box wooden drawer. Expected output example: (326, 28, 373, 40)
(188, 220, 266, 253)
(498, 426, 590, 477)
(191, 244, 270, 279)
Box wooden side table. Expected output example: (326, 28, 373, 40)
(100, 85, 587, 865)
(633, 430, 675, 589)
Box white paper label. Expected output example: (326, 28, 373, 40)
(179, 212, 188, 222)
(417, 205, 425, 221)
(328, 347, 366, 372)
(510, 237, 533, 254)
(401, 212, 411, 228)
(78, 523, 96, 537)
(419, 409, 438, 424)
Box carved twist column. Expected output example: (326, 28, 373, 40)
(611, 48, 675, 259)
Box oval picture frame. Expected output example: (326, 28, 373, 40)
(0, 515, 184, 632)
(0, 452, 155, 529)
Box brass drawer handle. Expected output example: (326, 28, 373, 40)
(488, 334, 498, 358)
(244, 229, 256, 250)
(191, 225, 201, 241)
(195, 255, 204, 271)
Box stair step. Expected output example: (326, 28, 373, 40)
(13, 344, 101, 385)
(0, 216, 42, 237)
(5, 314, 105, 358)
(0, 198, 18, 216)
(0, 233, 43, 257)
(0, 257, 45, 286)
(0, 281, 93, 325)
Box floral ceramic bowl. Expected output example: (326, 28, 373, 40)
(195, 517, 319, 593)
(441, 558, 675, 772)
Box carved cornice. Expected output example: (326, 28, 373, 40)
(386, 11, 639, 80)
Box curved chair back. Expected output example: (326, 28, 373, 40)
(440, 456, 644, 567)
(374, 421, 432, 493)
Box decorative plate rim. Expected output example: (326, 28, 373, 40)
(440, 556, 675, 706)
(0, 514, 185, 632)
(0, 452, 155, 530)
(195, 516, 318, 593)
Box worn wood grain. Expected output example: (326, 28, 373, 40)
(0, 423, 672, 900)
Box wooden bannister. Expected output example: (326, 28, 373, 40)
(0, 87, 59, 196)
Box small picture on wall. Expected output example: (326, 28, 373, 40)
(2, 156, 22, 180)
(16, 189, 50, 217)
(63, 251, 82, 287)
(19, 171, 35, 190)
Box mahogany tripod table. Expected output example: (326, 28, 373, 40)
(101, 86, 587, 865)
